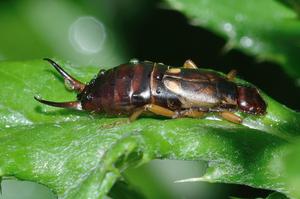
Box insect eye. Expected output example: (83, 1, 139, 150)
(156, 74, 163, 80)
(98, 69, 106, 76)
(86, 94, 93, 100)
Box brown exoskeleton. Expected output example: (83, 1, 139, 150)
(35, 58, 266, 123)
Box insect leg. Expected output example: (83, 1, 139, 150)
(174, 109, 205, 118)
(129, 104, 176, 121)
(227, 69, 237, 81)
(183, 59, 198, 69)
(219, 111, 242, 124)
(44, 58, 86, 92)
(145, 104, 175, 117)
(129, 107, 145, 122)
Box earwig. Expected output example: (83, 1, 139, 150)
(35, 58, 266, 124)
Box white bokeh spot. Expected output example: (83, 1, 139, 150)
(69, 16, 106, 54)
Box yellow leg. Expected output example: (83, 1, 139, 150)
(129, 104, 176, 121)
(227, 69, 237, 81)
(219, 111, 242, 124)
(174, 109, 205, 118)
(183, 59, 198, 69)
(145, 104, 175, 117)
(184, 110, 205, 118)
(129, 107, 145, 122)
(167, 68, 181, 74)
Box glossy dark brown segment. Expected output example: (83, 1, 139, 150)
(131, 62, 152, 106)
(78, 62, 153, 114)
(237, 86, 266, 115)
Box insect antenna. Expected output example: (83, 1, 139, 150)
(44, 58, 86, 92)
(34, 96, 82, 110)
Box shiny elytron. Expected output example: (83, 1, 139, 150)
(35, 58, 266, 123)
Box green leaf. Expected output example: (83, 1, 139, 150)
(279, 138, 300, 199)
(165, 0, 300, 80)
(0, 60, 300, 198)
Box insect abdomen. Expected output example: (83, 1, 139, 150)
(79, 62, 154, 114)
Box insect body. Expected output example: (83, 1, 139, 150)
(35, 58, 266, 123)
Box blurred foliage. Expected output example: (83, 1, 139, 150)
(0, 0, 300, 199)
(0, 0, 127, 66)
(0, 180, 55, 199)
(281, 138, 300, 199)
(166, 0, 300, 80)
